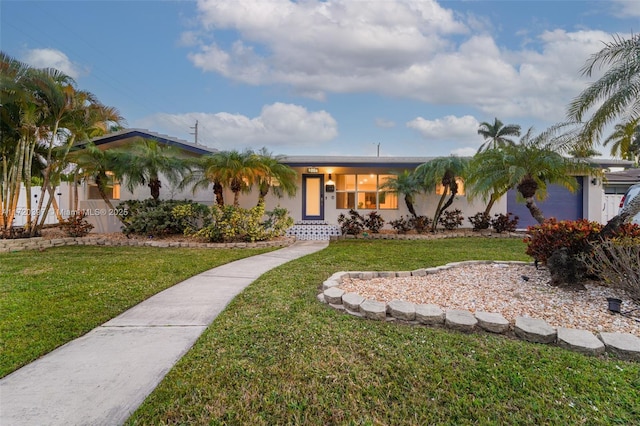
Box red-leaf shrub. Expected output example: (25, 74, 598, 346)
(525, 218, 640, 264)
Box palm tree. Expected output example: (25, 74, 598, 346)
(67, 143, 126, 224)
(254, 148, 297, 205)
(112, 138, 189, 200)
(477, 117, 521, 152)
(414, 156, 469, 231)
(568, 33, 640, 142)
(379, 170, 421, 217)
(602, 119, 640, 161)
(184, 149, 260, 207)
(567, 33, 640, 227)
(469, 127, 597, 224)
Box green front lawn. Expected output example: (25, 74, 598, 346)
(128, 239, 640, 425)
(0, 245, 273, 378)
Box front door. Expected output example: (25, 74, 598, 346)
(302, 174, 324, 221)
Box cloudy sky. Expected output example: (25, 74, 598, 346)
(3, 0, 640, 157)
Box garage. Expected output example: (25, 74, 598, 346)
(506, 177, 584, 229)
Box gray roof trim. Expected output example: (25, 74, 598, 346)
(84, 128, 219, 155)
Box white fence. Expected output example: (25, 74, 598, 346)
(602, 194, 624, 224)
(10, 183, 71, 227)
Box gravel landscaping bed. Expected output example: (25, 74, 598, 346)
(339, 263, 640, 336)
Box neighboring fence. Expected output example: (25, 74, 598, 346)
(603, 194, 624, 224)
(9, 184, 71, 227)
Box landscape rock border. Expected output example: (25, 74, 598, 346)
(0, 236, 295, 252)
(318, 261, 640, 362)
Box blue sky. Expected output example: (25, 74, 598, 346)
(2, 0, 640, 157)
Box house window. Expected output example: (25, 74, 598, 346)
(435, 177, 465, 196)
(336, 174, 397, 210)
(87, 172, 120, 200)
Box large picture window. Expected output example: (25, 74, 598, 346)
(335, 174, 397, 210)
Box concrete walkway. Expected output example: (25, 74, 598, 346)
(0, 240, 328, 426)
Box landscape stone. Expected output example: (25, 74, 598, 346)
(387, 300, 416, 321)
(316, 293, 326, 304)
(323, 287, 345, 305)
(322, 279, 341, 290)
(445, 309, 477, 332)
(411, 269, 427, 277)
(475, 311, 510, 333)
(514, 317, 556, 344)
(396, 271, 412, 277)
(598, 332, 640, 361)
(557, 327, 605, 356)
(360, 300, 387, 320)
(415, 304, 445, 325)
(342, 293, 365, 311)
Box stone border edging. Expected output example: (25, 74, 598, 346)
(318, 260, 640, 362)
(331, 230, 525, 241)
(0, 236, 296, 253)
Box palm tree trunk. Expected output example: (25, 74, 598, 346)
(213, 181, 224, 207)
(404, 195, 417, 217)
(149, 178, 161, 200)
(525, 197, 546, 224)
(431, 192, 448, 232)
(483, 193, 497, 216)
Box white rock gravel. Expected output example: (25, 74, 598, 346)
(338, 263, 640, 337)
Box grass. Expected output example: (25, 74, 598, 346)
(126, 238, 640, 425)
(0, 245, 274, 378)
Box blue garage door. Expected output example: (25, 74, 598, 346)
(506, 177, 584, 229)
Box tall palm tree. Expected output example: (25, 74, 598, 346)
(568, 33, 640, 142)
(414, 156, 469, 231)
(254, 148, 297, 205)
(379, 169, 421, 217)
(602, 119, 640, 161)
(469, 127, 597, 224)
(567, 33, 640, 227)
(112, 138, 188, 200)
(181, 155, 225, 207)
(477, 117, 521, 152)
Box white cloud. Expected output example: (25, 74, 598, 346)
(185, 1, 622, 123)
(610, 0, 640, 17)
(375, 118, 396, 128)
(136, 102, 338, 150)
(21, 48, 83, 79)
(407, 115, 479, 142)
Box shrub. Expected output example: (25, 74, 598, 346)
(363, 211, 385, 233)
(410, 215, 432, 233)
(263, 206, 294, 239)
(527, 219, 640, 287)
(468, 212, 491, 231)
(389, 216, 413, 234)
(525, 219, 602, 265)
(491, 213, 519, 233)
(119, 199, 205, 236)
(172, 202, 212, 235)
(61, 211, 94, 237)
(582, 236, 640, 301)
(191, 204, 265, 242)
(337, 209, 365, 235)
(439, 209, 464, 230)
